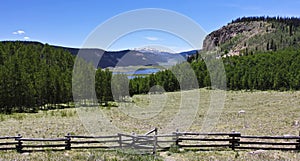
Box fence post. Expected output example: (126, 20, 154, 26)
(153, 135, 157, 155)
(296, 131, 300, 150)
(232, 134, 236, 150)
(118, 133, 122, 149)
(175, 129, 179, 147)
(16, 134, 22, 153)
(65, 133, 71, 150)
(132, 132, 136, 147)
(152, 135, 157, 155)
(229, 131, 240, 151)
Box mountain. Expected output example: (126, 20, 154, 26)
(133, 47, 197, 66)
(1, 41, 198, 68)
(135, 47, 198, 59)
(179, 50, 198, 59)
(133, 47, 175, 54)
(68, 47, 197, 68)
(202, 16, 300, 56)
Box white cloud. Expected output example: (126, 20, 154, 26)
(12, 30, 25, 35)
(24, 36, 30, 40)
(145, 36, 160, 41)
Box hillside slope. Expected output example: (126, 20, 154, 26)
(203, 17, 300, 56)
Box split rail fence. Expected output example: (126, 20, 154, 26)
(1, 129, 300, 154)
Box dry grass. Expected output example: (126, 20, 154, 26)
(0, 150, 163, 161)
(0, 109, 86, 138)
(0, 89, 300, 160)
(217, 90, 300, 136)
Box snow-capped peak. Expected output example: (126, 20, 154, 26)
(133, 47, 175, 54)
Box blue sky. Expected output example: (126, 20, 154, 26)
(1, 0, 300, 52)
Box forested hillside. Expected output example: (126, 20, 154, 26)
(203, 16, 300, 56)
(0, 42, 74, 113)
(0, 41, 121, 113)
(197, 47, 300, 90)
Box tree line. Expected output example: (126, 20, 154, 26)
(0, 42, 74, 113)
(1, 41, 300, 113)
(231, 16, 300, 27)
(196, 47, 300, 90)
(130, 47, 300, 94)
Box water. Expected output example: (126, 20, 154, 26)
(113, 68, 161, 79)
(132, 68, 160, 75)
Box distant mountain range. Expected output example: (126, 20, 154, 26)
(1, 41, 198, 68)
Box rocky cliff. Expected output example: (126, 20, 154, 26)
(202, 17, 300, 56)
(203, 21, 272, 56)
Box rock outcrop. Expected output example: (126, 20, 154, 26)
(202, 21, 272, 56)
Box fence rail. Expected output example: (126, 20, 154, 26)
(1, 130, 300, 154)
(0, 135, 21, 151)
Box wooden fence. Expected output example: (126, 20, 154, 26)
(175, 132, 241, 150)
(175, 131, 300, 151)
(1, 129, 300, 154)
(0, 135, 21, 151)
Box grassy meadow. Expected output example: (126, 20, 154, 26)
(0, 89, 300, 160)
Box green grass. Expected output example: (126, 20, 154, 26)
(1, 89, 300, 160)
